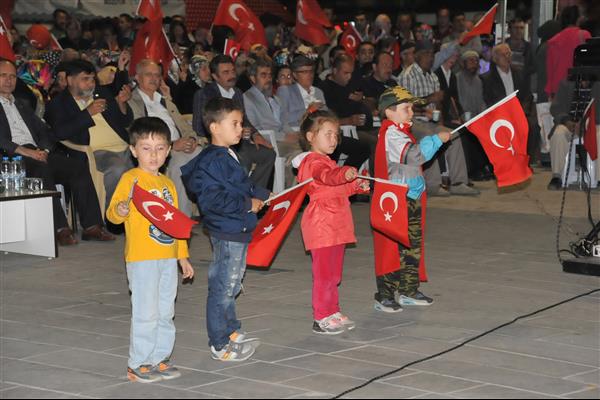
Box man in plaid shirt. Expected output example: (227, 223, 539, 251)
(399, 40, 478, 196)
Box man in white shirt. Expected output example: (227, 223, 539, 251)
(127, 59, 204, 216)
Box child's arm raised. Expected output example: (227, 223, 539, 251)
(311, 158, 358, 186)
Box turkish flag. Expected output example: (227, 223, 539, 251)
(246, 180, 311, 268)
(461, 3, 498, 45)
(295, 0, 332, 46)
(132, 183, 198, 239)
(391, 40, 401, 71)
(224, 38, 241, 61)
(137, 0, 163, 21)
(371, 180, 409, 247)
(214, 0, 267, 51)
(584, 99, 597, 161)
(465, 93, 532, 187)
(129, 22, 175, 77)
(0, 16, 15, 62)
(340, 24, 362, 55)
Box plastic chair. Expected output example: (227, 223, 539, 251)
(60, 141, 107, 215)
(259, 130, 286, 193)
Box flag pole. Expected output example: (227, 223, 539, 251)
(266, 178, 314, 204)
(357, 175, 408, 187)
(449, 90, 519, 140)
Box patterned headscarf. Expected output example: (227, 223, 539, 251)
(189, 55, 209, 87)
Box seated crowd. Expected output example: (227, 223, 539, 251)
(1, 4, 598, 246)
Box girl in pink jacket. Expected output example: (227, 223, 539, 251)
(294, 108, 370, 335)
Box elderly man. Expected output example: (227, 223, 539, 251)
(362, 51, 398, 112)
(400, 40, 478, 196)
(127, 59, 204, 216)
(45, 59, 134, 207)
(193, 54, 275, 189)
(244, 57, 302, 186)
(277, 55, 327, 131)
(0, 59, 113, 245)
(481, 44, 539, 161)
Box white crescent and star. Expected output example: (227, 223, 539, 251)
(142, 201, 174, 222)
(489, 119, 515, 155)
(228, 3, 247, 23)
(297, 0, 308, 25)
(346, 35, 357, 48)
(379, 192, 399, 223)
(261, 200, 291, 235)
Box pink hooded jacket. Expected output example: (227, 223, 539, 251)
(296, 152, 364, 251)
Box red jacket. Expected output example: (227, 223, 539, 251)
(297, 152, 362, 251)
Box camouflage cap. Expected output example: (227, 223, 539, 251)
(378, 86, 426, 116)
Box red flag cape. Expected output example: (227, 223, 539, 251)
(464, 92, 532, 187)
(461, 4, 498, 45)
(584, 99, 598, 161)
(247, 180, 311, 267)
(129, 0, 175, 76)
(339, 24, 362, 55)
(371, 180, 409, 247)
(132, 183, 198, 239)
(373, 119, 428, 280)
(295, 0, 332, 46)
(213, 0, 267, 51)
(224, 38, 241, 61)
(0, 16, 15, 62)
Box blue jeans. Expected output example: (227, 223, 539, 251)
(126, 258, 178, 369)
(206, 237, 247, 350)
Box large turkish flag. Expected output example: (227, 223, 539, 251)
(465, 93, 532, 187)
(213, 0, 267, 51)
(295, 0, 332, 46)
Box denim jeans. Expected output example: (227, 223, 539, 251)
(206, 237, 248, 351)
(126, 258, 178, 369)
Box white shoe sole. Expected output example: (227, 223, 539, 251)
(312, 328, 345, 335)
(374, 302, 403, 313)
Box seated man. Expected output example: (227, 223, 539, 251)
(45, 59, 134, 207)
(0, 58, 113, 245)
(362, 51, 398, 113)
(193, 54, 275, 189)
(547, 78, 600, 189)
(399, 40, 477, 196)
(128, 59, 204, 216)
(243, 57, 302, 187)
(276, 55, 326, 131)
(317, 52, 373, 170)
(481, 43, 540, 163)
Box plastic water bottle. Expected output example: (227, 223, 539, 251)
(11, 156, 25, 191)
(1, 157, 11, 190)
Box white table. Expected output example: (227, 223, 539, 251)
(0, 190, 59, 258)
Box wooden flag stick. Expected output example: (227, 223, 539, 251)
(357, 175, 408, 187)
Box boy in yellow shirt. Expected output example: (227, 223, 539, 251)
(107, 117, 194, 383)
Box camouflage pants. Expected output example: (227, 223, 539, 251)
(376, 199, 422, 299)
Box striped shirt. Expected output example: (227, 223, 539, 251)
(398, 63, 440, 102)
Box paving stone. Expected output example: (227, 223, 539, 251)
(564, 387, 600, 399)
(0, 385, 83, 398)
(277, 354, 394, 379)
(0, 338, 66, 359)
(188, 377, 307, 398)
(24, 348, 127, 378)
(84, 381, 221, 398)
(282, 373, 366, 396)
(563, 369, 600, 385)
(337, 381, 426, 399)
(218, 361, 314, 383)
(449, 383, 560, 398)
(384, 371, 483, 393)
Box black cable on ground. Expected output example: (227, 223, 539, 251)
(332, 287, 600, 399)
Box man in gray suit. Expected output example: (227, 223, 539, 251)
(276, 55, 326, 131)
(128, 59, 205, 216)
(244, 57, 302, 186)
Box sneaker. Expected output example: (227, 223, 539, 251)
(229, 330, 260, 345)
(429, 187, 451, 197)
(449, 183, 480, 196)
(153, 359, 181, 380)
(312, 315, 346, 335)
(374, 295, 403, 313)
(210, 340, 257, 362)
(127, 365, 162, 383)
(332, 312, 356, 330)
(399, 290, 434, 306)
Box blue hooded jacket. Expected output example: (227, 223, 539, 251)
(181, 145, 270, 243)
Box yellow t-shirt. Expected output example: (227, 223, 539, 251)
(106, 168, 189, 262)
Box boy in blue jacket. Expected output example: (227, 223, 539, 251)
(182, 98, 270, 362)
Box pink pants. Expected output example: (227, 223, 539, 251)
(310, 244, 345, 320)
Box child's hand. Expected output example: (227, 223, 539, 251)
(438, 131, 451, 143)
(116, 201, 130, 217)
(179, 258, 194, 280)
(250, 198, 265, 213)
(345, 167, 358, 182)
(358, 179, 371, 193)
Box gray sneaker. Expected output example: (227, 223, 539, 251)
(449, 183, 480, 196)
(399, 290, 434, 306)
(429, 187, 451, 197)
(312, 314, 346, 335)
(210, 339, 258, 362)
(154, 359, 181, 380)
(332, 312, 356, 330)
(127, 365, 162, 383)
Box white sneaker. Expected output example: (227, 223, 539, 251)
(332, 312, 356, 330)
(210, 340, 257, 362)
(312, 314, 346, 335)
